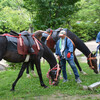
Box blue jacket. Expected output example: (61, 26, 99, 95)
(55, 37, 74, 60)
(96, 32, 100, 43)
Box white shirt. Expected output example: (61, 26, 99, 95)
(60, 38, 65, 58)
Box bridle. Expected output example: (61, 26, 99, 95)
(47, 64, 60, 85)
(87, 53, 97, 69)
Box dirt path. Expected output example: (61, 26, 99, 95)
(75, 40, 98, 56)
(34, 93, 100, 100)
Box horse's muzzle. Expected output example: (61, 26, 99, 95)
(52, 79, 60, 86)
(94, 69, 98, 74)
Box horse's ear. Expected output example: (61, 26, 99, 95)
(9, 30, 19, 36)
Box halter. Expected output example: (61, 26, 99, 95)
(87, 53, 96, 69)
(47, 64, 60, 85)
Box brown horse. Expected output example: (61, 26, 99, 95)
(0, 31, 61, 91)
(41, 28, 98, 74)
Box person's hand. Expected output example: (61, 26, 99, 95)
(67, 52, 71, 58)
(57, 56, 60, 61)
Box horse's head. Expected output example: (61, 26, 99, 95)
(47, 64, 61, 86)
(87, 53, 98, 74)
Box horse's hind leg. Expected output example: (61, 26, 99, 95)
(26, 66, 31, 78)
(74, 55, 87, 75)
(74, 55, 82, 71)
(30, 62, 37, 77)
(11, 62, 29, 91)
(26, 62, 36, 77)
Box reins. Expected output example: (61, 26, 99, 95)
(64, 35, 75, 48)
(47, 64, 60, 85)
(87, 53, 96, 69)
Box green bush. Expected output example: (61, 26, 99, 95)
(7, 62, 23, 70)
(71, 22, 100, 42)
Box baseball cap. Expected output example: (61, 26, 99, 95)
(59, 30, 66, 36)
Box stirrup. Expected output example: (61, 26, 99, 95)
(29, 48, 34, 53)
(31, 48, 34, 53)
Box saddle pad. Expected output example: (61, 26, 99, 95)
(6, 36, 17, 51)
(6, 35, 39, 55)
(17, 37, 39, 55)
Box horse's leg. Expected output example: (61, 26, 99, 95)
(74, 55, 82, 71)
(11, 62, 29, 91)
(74, 55, 87, 75)
(30, 62, 37, 77)
(26, 66, 31, 78)
(35, 58, 47, 88)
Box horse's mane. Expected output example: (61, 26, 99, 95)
(65, 29, 91, 57)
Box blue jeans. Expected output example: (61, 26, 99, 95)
(60, 59, 79, 80)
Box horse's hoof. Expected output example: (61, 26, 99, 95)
(60, 75, 63, 79)
(10, 89, 15, 91)
(27, 74, 31, 78)
(31, 71, 38, 77)
(44, 86, 48, 88)
(80, 71, 87, 75)
(32, 73, 38, 77)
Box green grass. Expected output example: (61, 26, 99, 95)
(0, 61, 100, 100)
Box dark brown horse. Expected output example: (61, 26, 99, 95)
(0, 32, 61, 91)
(41, 28, 98, 74)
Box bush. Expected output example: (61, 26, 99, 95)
(71, 22, 100, 42)
(7, 62, 23, 70)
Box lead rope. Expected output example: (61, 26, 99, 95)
(47, 64, 60, 85)
(54, 64, 60, 81)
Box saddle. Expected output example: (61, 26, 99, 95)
(3, 31, 41, 55)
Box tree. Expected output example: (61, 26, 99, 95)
(0, 0, 31, 33)
(63, 0, 100, 41)
(23, 0, 80, 30)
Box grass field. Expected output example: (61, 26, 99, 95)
(0, 61, 100, 100)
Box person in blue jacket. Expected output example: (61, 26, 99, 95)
(55, 30, 82, 83)
(96, 32, 100, 43)
(96, 32, 100, 70)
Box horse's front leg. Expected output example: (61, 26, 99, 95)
(35, 58, 47, 88)
(11, 62, 29, 91)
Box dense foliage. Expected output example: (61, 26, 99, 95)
(0, 0, 99, 41)
(0, 0, 31, 33)
(64, 0, 100, 41)
(23, 0, 80, 30)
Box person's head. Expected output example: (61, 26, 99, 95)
(59, 30, 66, 39)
